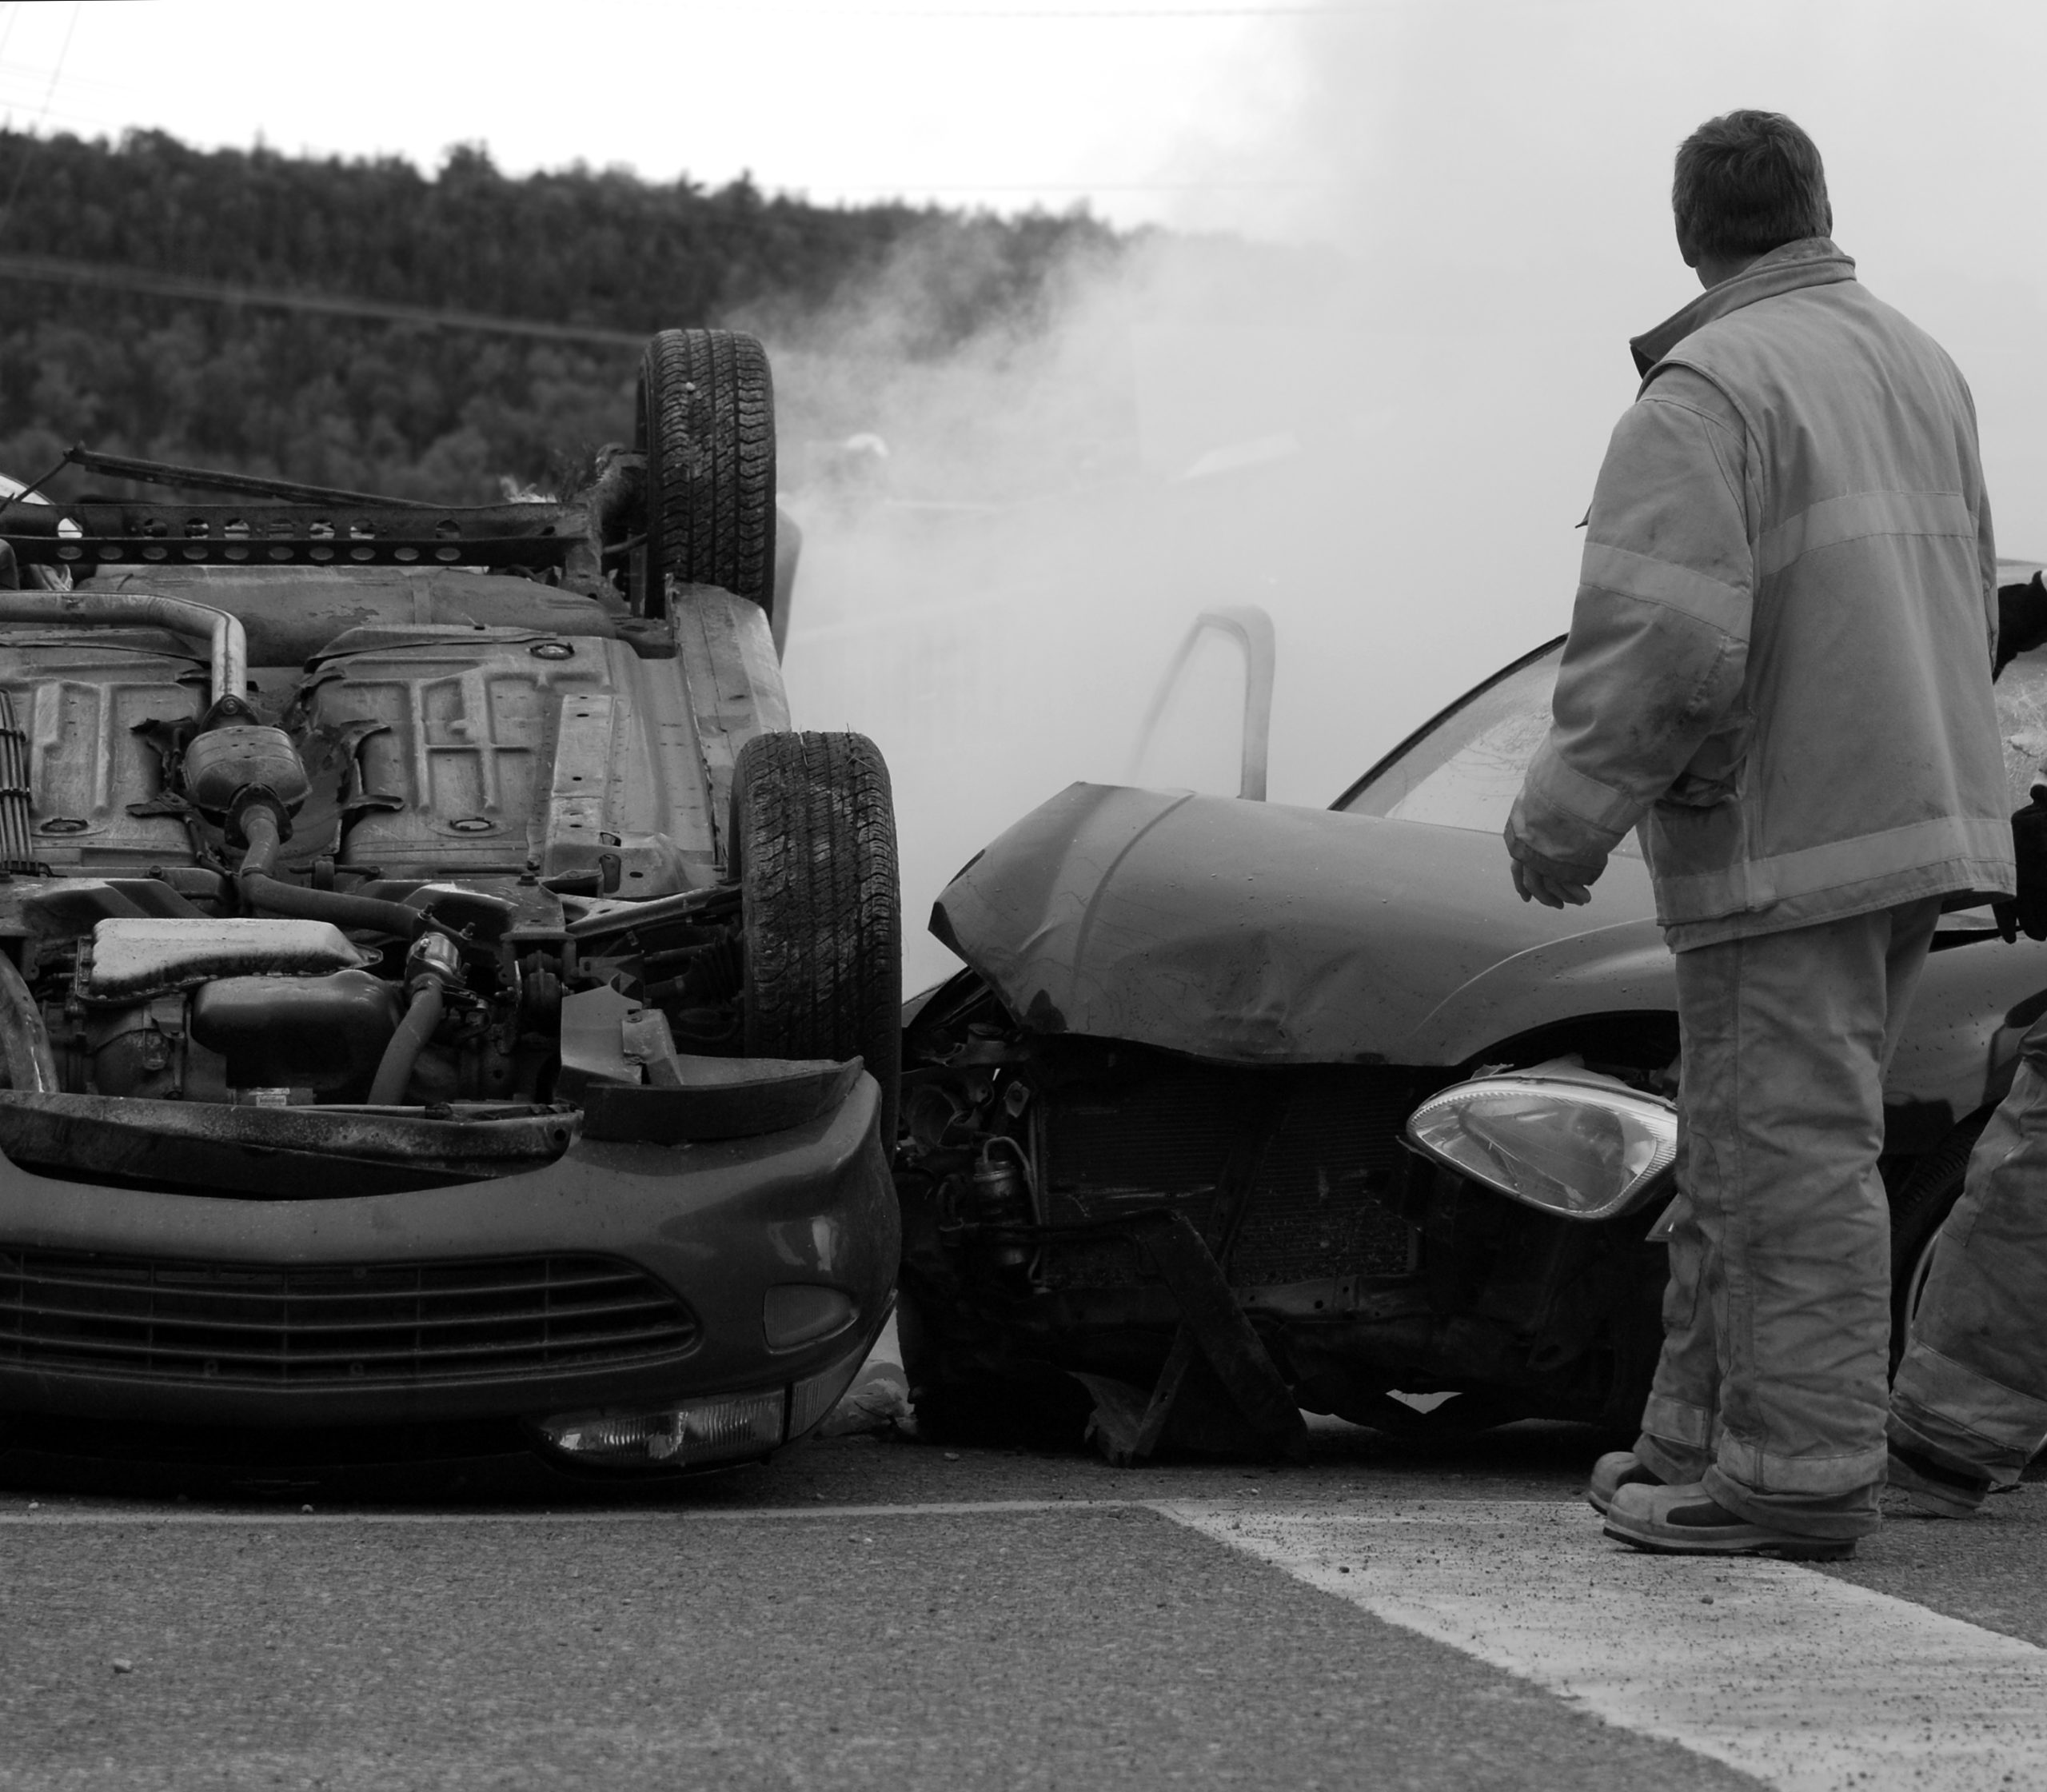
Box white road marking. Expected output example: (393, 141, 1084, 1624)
(1161, 1498, 2047, 1792)
(0, 1498, 1143, 1526)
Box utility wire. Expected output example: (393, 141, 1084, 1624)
(0, 250, 649, 349)
(700, 3, 1416, 12)
(810, 180, 1326, 191)
(0, 0, 78, 225)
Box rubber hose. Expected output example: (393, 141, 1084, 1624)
(238, 808, 425, 940)
(243, 873, 429, 940)
(0, 952, 57, 1093)
(367, 981, 445, 1107)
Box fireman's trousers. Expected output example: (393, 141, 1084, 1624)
(1634, 897, 1942, 1541)
(1889, 1012, 2047, 1488)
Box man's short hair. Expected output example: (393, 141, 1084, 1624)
(1673, 111, 1831, 263)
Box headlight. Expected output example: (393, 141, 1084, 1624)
(1405, 1072, 1677, 1221)
(533, 1388, 787, 1468)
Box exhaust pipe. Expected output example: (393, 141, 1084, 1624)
(0, 590, 246, 708)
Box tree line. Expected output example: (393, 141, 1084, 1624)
(0, 128, 1124, 503)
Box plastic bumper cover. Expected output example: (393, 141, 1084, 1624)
(0, 1074, 898, 1429)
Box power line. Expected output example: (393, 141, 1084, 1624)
(0, 250, 648, 349)
(793, 6, 1377, 12)
(812, 179, 1327, 190)
(676, 2, 1391, 11)
(0, 0, 78, 224)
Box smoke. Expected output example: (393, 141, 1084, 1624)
(771, 1, 2047, 992)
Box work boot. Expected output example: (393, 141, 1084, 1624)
(1586, 1451, 1663, 1516)
(1886, 1445, 1992, 1519)
(1602, 1481, 1856, 1561)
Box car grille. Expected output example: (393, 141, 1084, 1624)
(0, 1251, 698, 1387)
(1039, 1064, 1432, 1289)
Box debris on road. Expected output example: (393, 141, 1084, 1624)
(817, 1361, 914, 1438)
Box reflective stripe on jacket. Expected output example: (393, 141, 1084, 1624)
(1510, 238, 2013, 949)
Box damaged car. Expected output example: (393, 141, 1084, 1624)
(0, 328, 900, 1476)
(894, 581, 2047, 1461)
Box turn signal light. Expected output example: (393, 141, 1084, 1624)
(763, 1283, 856, 1350)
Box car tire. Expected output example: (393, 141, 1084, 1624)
(731, 730, 901, 1145)
(1886, 1113, 1988, 1375)
(635, 327, 776, 618)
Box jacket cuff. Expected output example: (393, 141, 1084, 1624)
(1509, 737, 1636, 872)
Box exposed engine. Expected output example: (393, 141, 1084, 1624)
(46, 916, 535, 1108)
(0, 573, 747, 1135)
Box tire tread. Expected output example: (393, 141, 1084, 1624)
(733, 731, 901, 1140)
(639, 328, 776, 611)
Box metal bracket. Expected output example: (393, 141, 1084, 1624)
(944, 1084, 1307, 1465)
(1087, 1080, 1300, 1465)
(1078, 1209, 1307, 1466)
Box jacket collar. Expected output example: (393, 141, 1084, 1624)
(1630, 237, 1857, 376)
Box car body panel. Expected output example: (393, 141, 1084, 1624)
(0, 638, 201, 870)
(305, 627, 717, 892)
(0, 1075, 895, 1428)
(932, 781, 1651, 1065)
(934, 789, 2047, 1134)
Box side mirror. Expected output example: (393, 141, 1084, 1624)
(1127, 604, 1275, 800)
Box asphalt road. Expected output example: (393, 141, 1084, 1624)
(3, 1416, 2043, 1791)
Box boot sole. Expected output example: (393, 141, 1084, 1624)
(1586, 1475, 1662, 1519)
(1602, 1519, 1855, 1561)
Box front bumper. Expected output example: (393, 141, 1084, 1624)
(0, 1075, 898, 1431)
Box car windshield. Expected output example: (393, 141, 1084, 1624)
(1336, 642, 1614, 838)
(1339, 620, 2047, 853)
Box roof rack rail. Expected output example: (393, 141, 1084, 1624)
(2, 499, 578, 573)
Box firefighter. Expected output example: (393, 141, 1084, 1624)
(1506, 111, 2010, 1558)
(1889, 696, 2047, 1518)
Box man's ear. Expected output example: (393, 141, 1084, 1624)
(1675, 223, 1700, 269)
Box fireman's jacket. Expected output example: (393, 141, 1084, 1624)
(1509, 238, 2013, 948)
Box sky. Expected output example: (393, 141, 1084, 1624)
(5, 0, 2045, 985)
(0, 0, 1291, 227)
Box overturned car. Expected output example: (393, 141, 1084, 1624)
(0, 329, 900, 1475)
(895, 581, 2047, 1460)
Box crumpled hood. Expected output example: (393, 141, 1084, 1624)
(931, 783, 1673, 1067)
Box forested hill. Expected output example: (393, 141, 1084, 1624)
(0, 128, 1123, 502)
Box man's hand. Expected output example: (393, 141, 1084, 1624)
(1503, 820, 1602, 910)
(1511, 856, 1594, 908)
(1995, 789, 2047, 941)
